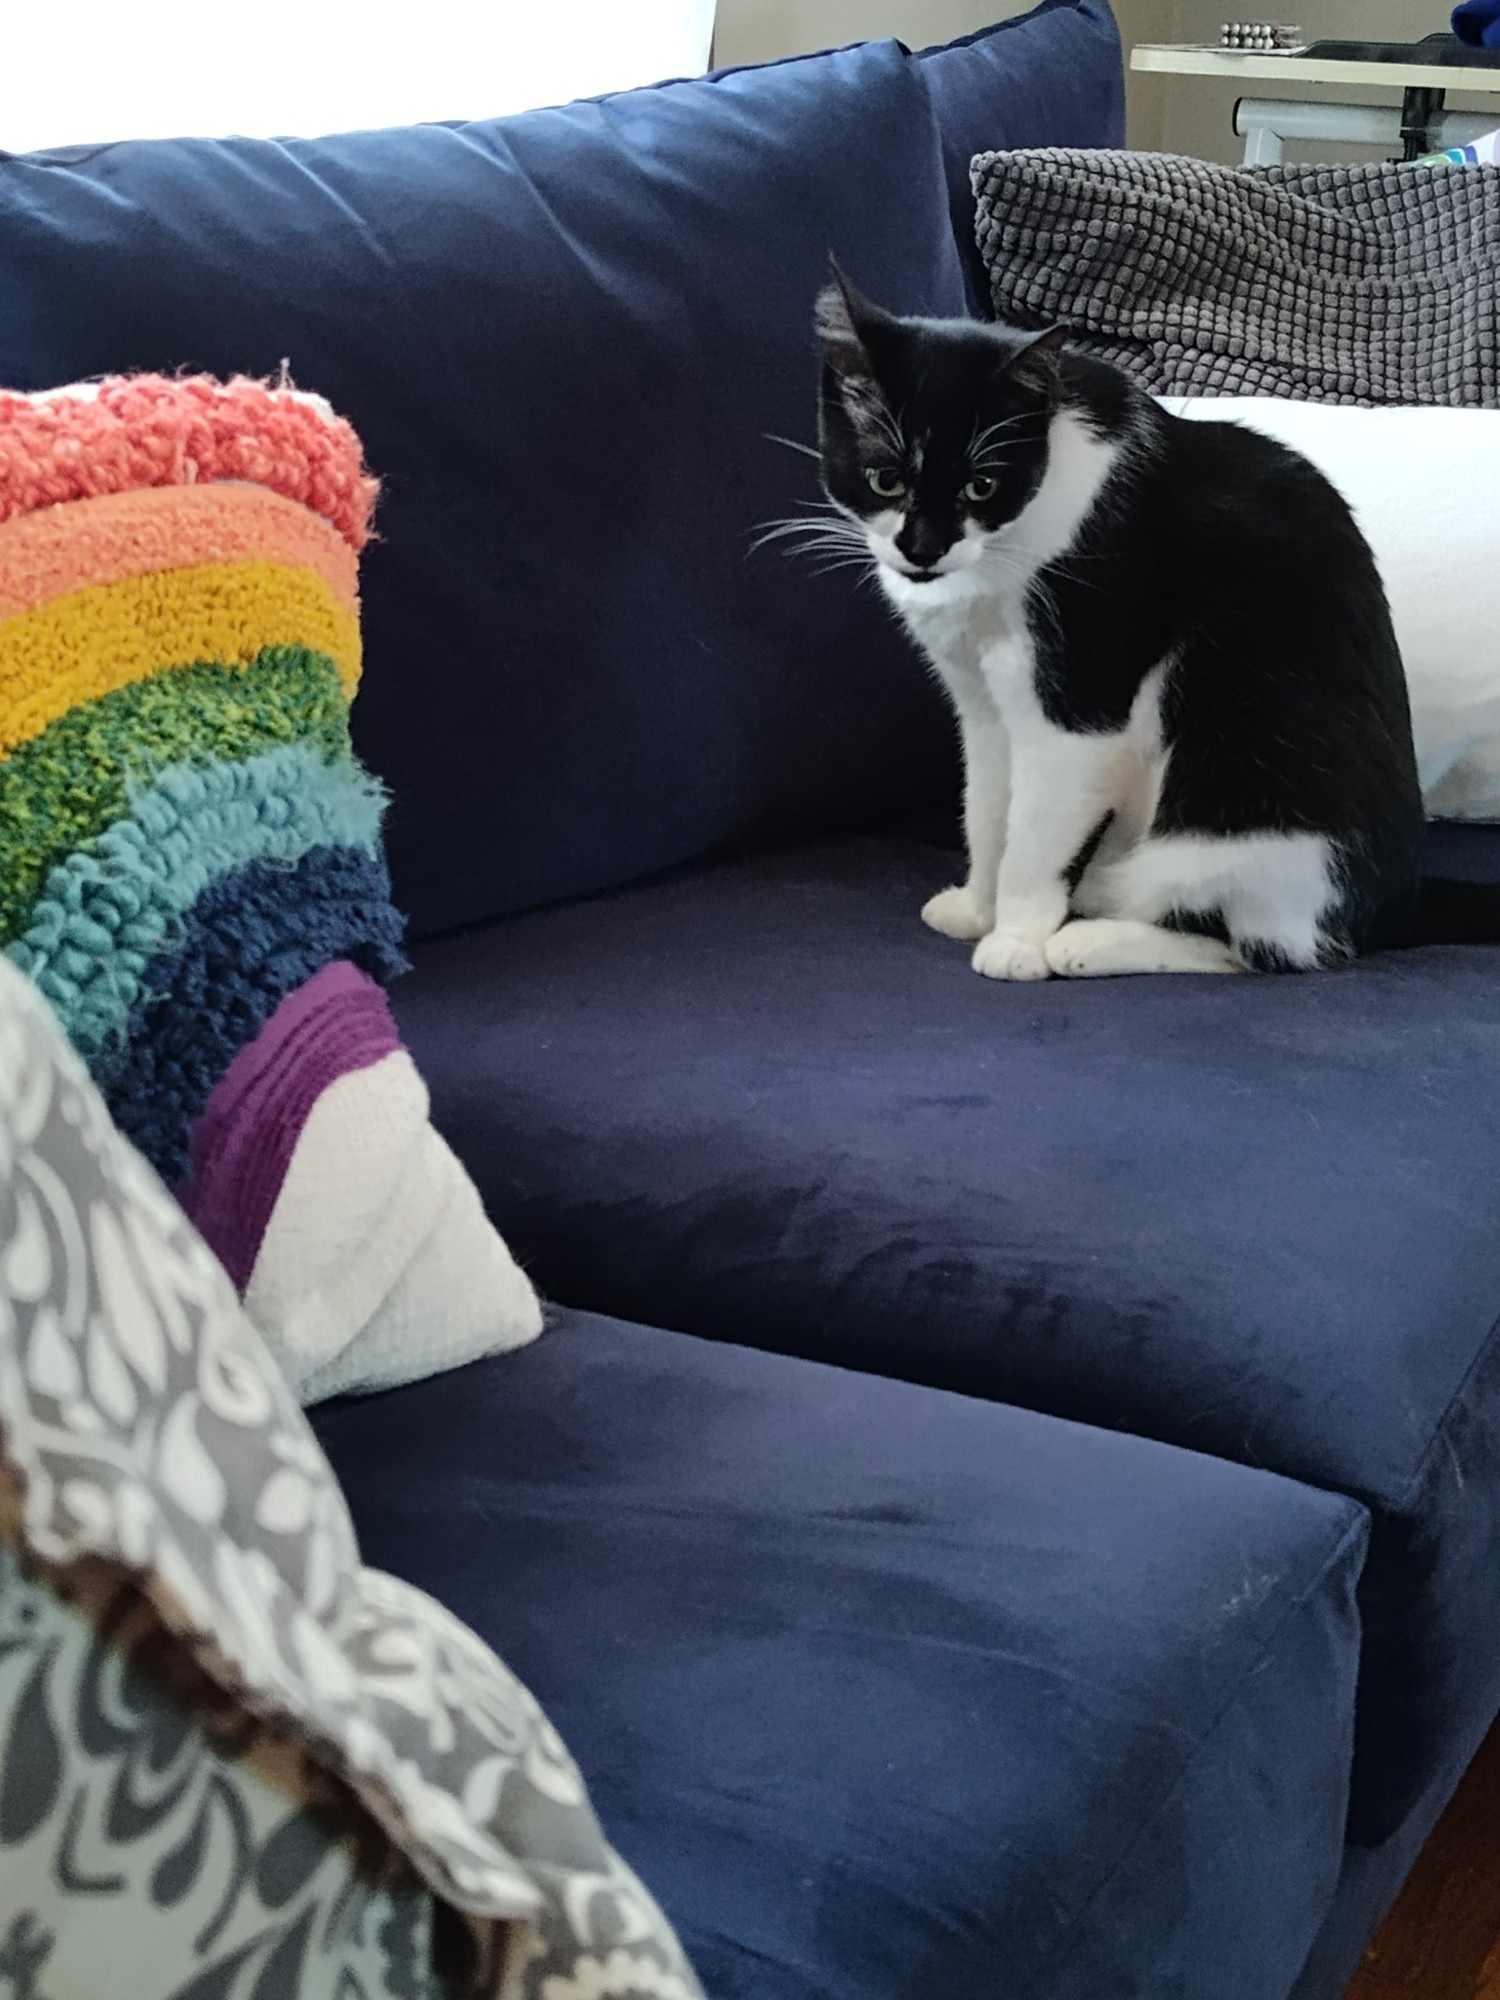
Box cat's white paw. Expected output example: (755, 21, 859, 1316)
(972, 930, 1053, 982)
(922, 885, 993, 942)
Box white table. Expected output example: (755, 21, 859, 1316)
(1131, 44, 1500, 164)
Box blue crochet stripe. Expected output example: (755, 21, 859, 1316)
(93, 844, 408, 1186)
(8, 742, 388, 1059)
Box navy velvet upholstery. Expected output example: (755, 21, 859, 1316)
(395, 835, 1500, 1846)
(3, 78, 896, 932)
(0, 50, 958, 938)
(1424, 818, 1500, 880)
(312, 1309, 1367, 2000)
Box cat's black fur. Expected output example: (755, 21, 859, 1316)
(816, 270, 1498, 963)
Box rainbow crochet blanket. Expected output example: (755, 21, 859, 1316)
(0, 375, 541, 1399)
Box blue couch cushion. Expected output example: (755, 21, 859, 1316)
(1423, 818, 1500, 880)
(919, 0, 1125, 311)
(391, 834, 1500, 1847)
(0, 10, 1123, 940)
(312, 1308, 1366, 2000)
(0, 47, 961, 940)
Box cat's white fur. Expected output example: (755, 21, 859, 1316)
(867, 408, 1337, 980)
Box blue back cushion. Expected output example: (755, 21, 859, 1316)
(0, 3, 1124, 936)
(920, 0, 1126, 311)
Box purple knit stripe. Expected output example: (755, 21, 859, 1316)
(179, 959, 403, 1292)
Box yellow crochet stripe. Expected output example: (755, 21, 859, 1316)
(0, 560, 360, 761)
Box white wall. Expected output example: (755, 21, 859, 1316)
(0, 0, 717, 152)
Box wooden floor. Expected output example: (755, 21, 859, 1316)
(1345, 1721, 1500, 2000)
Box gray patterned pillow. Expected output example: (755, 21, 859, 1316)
(0, 957, 702, 2000)
(0, 1534, 440, 2000)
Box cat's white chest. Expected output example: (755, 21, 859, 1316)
(974, 627, 1035, 708)
(888, 575, 1024, 688)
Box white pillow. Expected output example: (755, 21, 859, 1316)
(1159, 399, 1500, 820)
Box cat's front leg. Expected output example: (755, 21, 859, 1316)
(974, 724, 1125, 982)
(922, 682, 1009, 942)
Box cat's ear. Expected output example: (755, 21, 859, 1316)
(815, 258, 887, 386)
(1004, 323, 1069, 397)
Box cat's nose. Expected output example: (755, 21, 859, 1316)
(895, 519, 950, 573)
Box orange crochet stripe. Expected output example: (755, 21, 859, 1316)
(0, 376, 378, 551)
(0, 561, 360, 760)
(0, 484, 360, 624)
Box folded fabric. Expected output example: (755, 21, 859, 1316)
(0, 374, 541, 1398)
(1159, 398, 1500, 819)
(0, 1538, 443, 2000)
(1453, 0, 1500, 50)
(971, 149, 1500, 405)
(1415, 127, 1500, 163)
(0, 952, 701, 1998)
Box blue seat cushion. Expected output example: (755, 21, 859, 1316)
(311, 1308, 1366, 2000)
(392, 833, 1500, 1846)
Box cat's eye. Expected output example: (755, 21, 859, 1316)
(866, 467, 907, 500)
(964, 475, 998, 504)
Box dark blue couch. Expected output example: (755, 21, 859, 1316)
(8, 6, 1499, 1992)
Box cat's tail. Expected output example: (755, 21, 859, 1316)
(1417, 877, 1500, 945)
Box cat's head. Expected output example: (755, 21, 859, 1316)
(814, 263, 1066, 593)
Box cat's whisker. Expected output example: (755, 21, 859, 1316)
(763, 431, 822, 460)
(756, 512, 864, 544)
(866, 403, 906, 458)
(970, 441, 1029, 469)
(761, 524, 870, 549)
(749, 523, 821, 548)
(789, 546, 873, 567)
(968, 415, 1030, 457)
(809, 558, 878, 582)
(750, 529, 873, 567)
(747, 514, 864, 554)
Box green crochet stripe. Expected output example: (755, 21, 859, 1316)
(0, 646, 350, 946)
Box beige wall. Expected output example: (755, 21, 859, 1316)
(714, 0, 1486, 167)
(712, 0, 1037, 67)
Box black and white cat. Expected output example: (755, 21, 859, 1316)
(809, 265, 1434, 979)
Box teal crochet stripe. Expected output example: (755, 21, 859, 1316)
(8, 742, 387, 1057)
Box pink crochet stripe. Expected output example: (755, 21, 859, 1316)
(0, 376, 378, 551)
(179, 960, 403, 1292)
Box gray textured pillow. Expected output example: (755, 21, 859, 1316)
(0, 956, 702, 2000)
(971, 149, 1500, 405)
